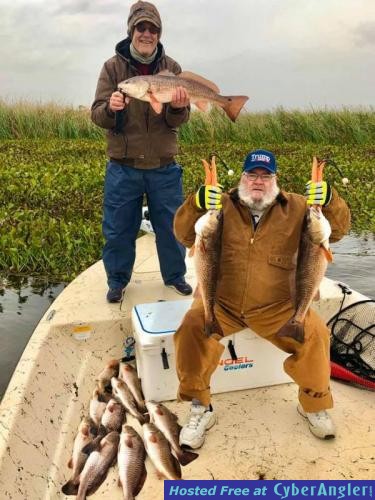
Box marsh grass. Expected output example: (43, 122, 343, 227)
(0, 100, 374, 279)
(0, 100, 102, 140)
(1, 100, 375, 144)
(0, 138, 374, 280)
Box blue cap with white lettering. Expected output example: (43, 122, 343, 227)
(243, 149, 277, 174)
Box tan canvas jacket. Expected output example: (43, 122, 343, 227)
(174, 188, 351, 317)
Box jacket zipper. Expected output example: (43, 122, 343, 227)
(240, 201, 276, 316)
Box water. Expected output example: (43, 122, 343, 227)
(0, 277, 65, 399)
(0, 234, 374, 400)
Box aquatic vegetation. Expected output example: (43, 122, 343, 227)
(0, 105, 374, 280)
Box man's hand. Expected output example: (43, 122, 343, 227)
(109, 91, 130, 112)
(305, 180, 332, 206)
(195, 185, 223, 210)
(170, 86, 190, 109)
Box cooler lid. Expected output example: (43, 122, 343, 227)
(133, 299, 193, 334)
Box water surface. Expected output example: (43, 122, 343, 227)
(0, 234, 374, 399)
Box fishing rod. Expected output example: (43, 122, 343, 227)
(317, 157, 350, 186)
(209, 151, 234, 177)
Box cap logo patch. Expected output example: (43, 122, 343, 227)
(251, 154, 270, 163)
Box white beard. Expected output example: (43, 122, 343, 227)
(238, 179, 280, 210)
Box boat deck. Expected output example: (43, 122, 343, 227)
(0, 234, 373, 499)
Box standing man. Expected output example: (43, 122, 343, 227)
(91, 1, 192, 302)
(173, 149, 351, 449)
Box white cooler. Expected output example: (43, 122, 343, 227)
(131, 300, 292, 402)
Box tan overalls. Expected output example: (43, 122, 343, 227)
(173, 188, 351, 412)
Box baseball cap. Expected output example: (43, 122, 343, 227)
(243, 149, 277, 174)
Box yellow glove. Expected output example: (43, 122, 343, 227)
(305, 181, 332, 206)
(195, 185, 223, 210)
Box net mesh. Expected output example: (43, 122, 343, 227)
(328, 299, 375, 383)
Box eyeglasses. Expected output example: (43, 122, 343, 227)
(135, 22, 160, 35)
(243, 172, 275, 181)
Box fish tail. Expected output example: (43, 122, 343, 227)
(276, 318, 305, 343)
(221, 95, 248, 122)
(177, 449, 199, 466)
(61, 478, 79, 495)
(137, 412, 148, 425)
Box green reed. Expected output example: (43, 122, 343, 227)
(1, 100, 374, 144)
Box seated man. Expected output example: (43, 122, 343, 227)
(173, 149, 350, 449)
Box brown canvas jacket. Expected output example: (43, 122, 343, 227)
(174, 188, 351, 317)
(91, 38, 189, 168)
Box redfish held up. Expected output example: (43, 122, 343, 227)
(276, 206, 333, 343)
(118, 70, 249, 122)
(193, 209, 224, 338)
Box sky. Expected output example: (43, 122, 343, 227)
(0, 0, 374, 111)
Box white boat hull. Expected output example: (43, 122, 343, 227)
(0, 234, 373, 498)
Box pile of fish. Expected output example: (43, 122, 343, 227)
(62, 359, 198, 499)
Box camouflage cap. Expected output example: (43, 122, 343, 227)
(127, 1, 162, 37)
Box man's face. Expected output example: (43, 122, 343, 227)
(238, 167, 279, 209)
(132, 21, 159, 56)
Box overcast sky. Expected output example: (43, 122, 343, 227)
(1, 0, 374, 111)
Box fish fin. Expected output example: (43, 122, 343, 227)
(108, 359, 120, 370)
(67, 457, 73, 469)
(125, 436, 133, 448)
(220, 95, 249, 122)
(81, 426, 89, 437)
(179, 71, 220, 93)
(155, 470, 165, 480)
(134, 464, 148, 496)
(276, 318, 305, 343)
(138, 402, 147, 413)
(172, 453, 182, 478)
(188, 245, 195, 257)
(198, 239, 206, 253)
(81, 435, 101, 455)
(149, 93, 163, 114)
(321, 246, 334, 263)
(313, 289, 321, 301)
(61, 479, 79, 495)
(176, 449, 199, 466)
(142, 412, 150, 424)
(157, 69, 175, 76)
(98, 424, 107, 437)
(194, 100, 209, 112)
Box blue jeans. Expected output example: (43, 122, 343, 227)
(102, 160, 186, 289)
